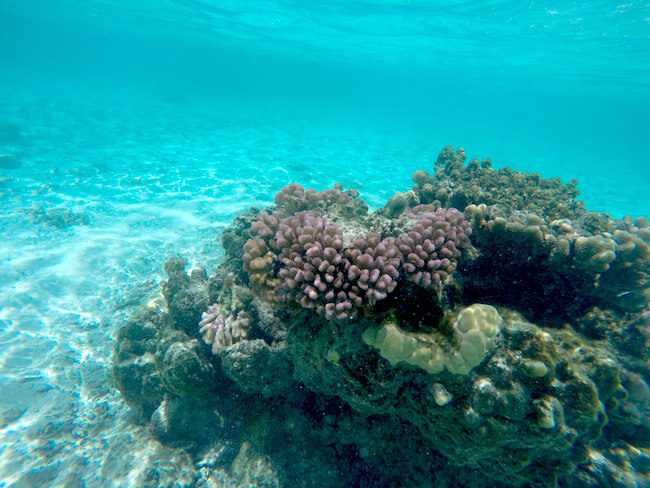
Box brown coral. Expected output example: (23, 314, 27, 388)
(243, 238, 277, 299)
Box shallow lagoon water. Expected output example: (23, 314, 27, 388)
(1, 1, 649, 487)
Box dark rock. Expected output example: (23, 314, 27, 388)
(219, 340, 294, 397)
(156, 336, 218, 397)
(162, 257, 210, 334)
(151, 396, 225, 446)
(112, 309, 167, 417)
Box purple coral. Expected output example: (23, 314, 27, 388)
(397, 208, 471, 288)
(243, 185, 472, 320)
(274, 211, 352, 318)
(249, 185, 355, 241)
(345, 233, 400, 303)
(274, 183, 310, 213)
(306, 187, 352, 207)
(273, 212, 401, 320)
(274, 183, 353, 212)
(250, 210, 284, 238)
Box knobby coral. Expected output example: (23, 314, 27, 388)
(397, 208, 471, 288)
(274, 212, 405, 319)
(239, 188, 471, 320)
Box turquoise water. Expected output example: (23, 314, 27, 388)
(0, 1, 649, 486)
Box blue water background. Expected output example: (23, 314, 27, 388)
(0, 1, 648, 485)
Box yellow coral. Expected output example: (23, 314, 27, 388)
(363, 304, 503, 375)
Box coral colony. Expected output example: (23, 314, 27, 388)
(113, 146, 649, 487)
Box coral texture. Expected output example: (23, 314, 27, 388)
(274, 211, 403, 319)
(362, 303, 502, 374)
(242, 238, 277, 298)
(274, 210, 350, 317)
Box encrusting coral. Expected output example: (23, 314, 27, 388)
(111, 146, 650, 488)
(362, 303, 502, 374)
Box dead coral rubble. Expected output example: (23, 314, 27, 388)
(112, 146, 649, 488)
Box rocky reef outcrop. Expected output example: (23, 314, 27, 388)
(112, 146, 649, 487)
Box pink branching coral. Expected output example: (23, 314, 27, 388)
(345, 233, 400, 303)
(274, 183, 309, 212)
(397, 208, 471, 288)
(246, 184, 355, 250)
(250, 210, 284, 238)
(241, 185, 471, 320)
(274, 183, 353, 214)
(274, 211, 352, 318)
(273, 213, 402, 319)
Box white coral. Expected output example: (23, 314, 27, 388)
(199, 303, 250, 354)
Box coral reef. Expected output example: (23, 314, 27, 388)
(285, 308, 618, 486)
(27, 205, 89, 228)
(112, 146, 649, 487)
(161, 257, 210, 334)
(463, 202, 649, 320)
(273, 210, 405, 319)
(239, 186, 472, 320)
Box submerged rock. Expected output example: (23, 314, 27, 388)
(162, 257, 211, 334)
(112, 309, 167, 418)
(112, 145, 650, 488)
(151, 396, 225, 446)
(155, 336, 217, 397)
(219, 339, 294, 397)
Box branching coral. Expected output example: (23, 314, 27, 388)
(199, 303, 251, 354)
(268, 210, 405, 319)
(274, 210, 350, 318)
(240, 185, 472, 319)
(274, 183, 356, 214)
(344, 233, 400, 304)
(242, 238, 277, 299)
(397, 208, 471, 288)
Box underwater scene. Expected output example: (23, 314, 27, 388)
(1, 1, 649, 487)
